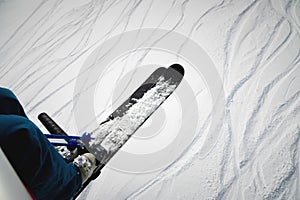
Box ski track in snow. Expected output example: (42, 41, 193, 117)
(0, 0, 299, 199)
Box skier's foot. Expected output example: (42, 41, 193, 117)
(56, 146, 78, 162)
(73, 153, 97, 183)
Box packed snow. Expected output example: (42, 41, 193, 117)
(0, 0, 299, 199)
(84, 76, 177, 163)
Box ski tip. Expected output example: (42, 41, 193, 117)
(169, 63, 184, 75)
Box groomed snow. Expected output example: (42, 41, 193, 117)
(85, 76, 177, 163)
(0, 0, 299, 199)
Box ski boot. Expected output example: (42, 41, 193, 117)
(73, 153, 97, 183)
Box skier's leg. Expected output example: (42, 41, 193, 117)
(0, 87, 27, 117)
(0, 115, 82, 200)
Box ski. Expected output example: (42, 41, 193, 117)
(77, 64, 184, 198)
(82, 64, 184, 163)
(38, 63, 184, 199)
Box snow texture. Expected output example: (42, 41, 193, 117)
(0, 0, 299, 199)
(85, 76, 176, 163)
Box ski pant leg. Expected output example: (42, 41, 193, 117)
(0, 115, 82, 200)
(0, 92, 82, 199)
(0, 87, 27, 117)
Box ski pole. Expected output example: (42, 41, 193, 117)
(51, 142, 81, 150)
(38, 113, 68, 136)
(44, 134, 81, 140)
(44, 134, 81, 151)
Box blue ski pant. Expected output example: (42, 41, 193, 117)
(0, 87, 82, 200)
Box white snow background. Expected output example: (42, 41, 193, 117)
(0, 0, 299, 199)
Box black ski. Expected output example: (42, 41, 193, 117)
(38, 64, 184, 199)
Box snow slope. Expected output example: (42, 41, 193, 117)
(0, 0, 299, 199)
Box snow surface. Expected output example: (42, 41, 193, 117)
(84, 76, 177, 164)
(0, 0, 299, 199)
